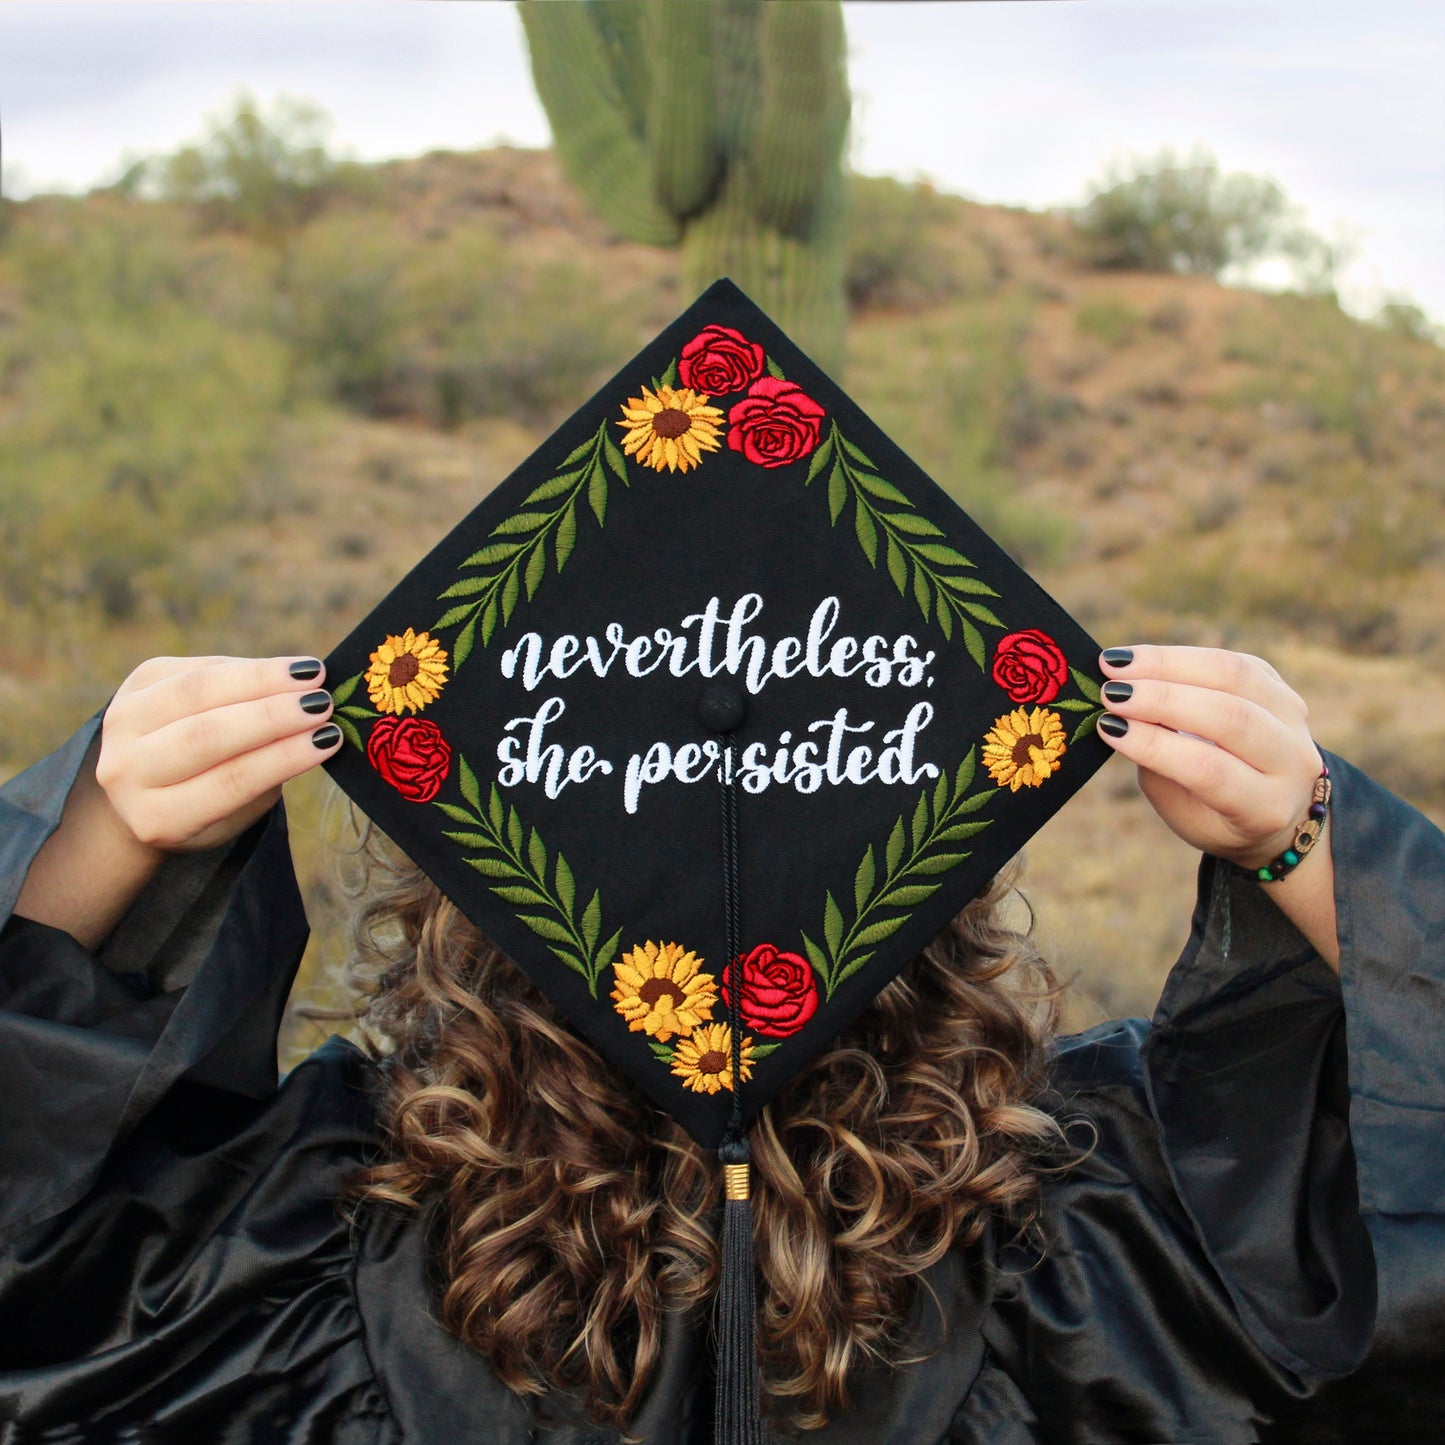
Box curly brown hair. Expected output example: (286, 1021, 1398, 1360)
(347, 829, 1067, 1434)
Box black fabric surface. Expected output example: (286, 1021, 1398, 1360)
(1, 731, 1442, 1443)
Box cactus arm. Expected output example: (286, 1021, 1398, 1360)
(641, 1, 722, 220)
(748, 2, 850, 238)
(518, 3, 681, 247)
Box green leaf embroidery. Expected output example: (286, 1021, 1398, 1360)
(961, 602, 1004, 627)
(518, 914, 576, 945)
(852, 471, 912, 505)
(853, 845, 876, 914)
(602, 432, 629, 486)
(454, 613, 478, 668)
(765, 355, 786, 380)
(458, 756, 482, 813)
(648, 1039, 675, 1063)
(854, 497, 879, 565)
(492, 884, 551, 907)
(466, 856, 516, 879)
(433, 603, 476, 630)
(435, 757, 619, 995)
(330, 672, 362, 708)
(1070, 668, 1103, 705)
(588, 465, 608, 527)
(824, 892, 844, 957)
(334, 715, 362, 751)
(884, 512, 945, 538)
(885, 536, 907, 596)
(555, 502, 578, 572)
(812, 420, 1006, 661)
(500, 566, 520, 624)
(912, 560, 931, 621)
(660, 358, 680, 388)
(523, 467, 587, 506)
(884, 817, 906, 874)
(1071, 708, 1104, 743)
(555, 854, 576, 915)
(827, 458, 846, 525)
(751, 1041, 781, 1059)
(492, 511, 551, 537)
(559, 434, 597, 468)
(431, 421, 618, 668)
(438, 575, 495, 600)
(581, 890, 602, 953)
(876, 883, 940, 908)
(460, 541, 524, 567)
(524, 540, 547, 599)
(805, 430, 835, 484)
(803, 749, 999, 995)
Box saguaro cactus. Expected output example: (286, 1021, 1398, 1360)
(520, 0, 850, 374)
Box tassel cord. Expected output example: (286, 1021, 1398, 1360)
(714, 734, 764, 1445)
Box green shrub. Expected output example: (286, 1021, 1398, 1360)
(0, 198, 289, 619)
(149, 92, 338, 238)
(845, 174, 959, 311)
(1075, 147, 1318, 278)
(286, 212, 411, 411)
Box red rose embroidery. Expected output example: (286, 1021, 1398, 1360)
(726, 377, 826, 469)
(367, 716, 452, 803)
(721, 943, 820, 1038)
(678, 325, 766, 395)
(991, 630, 1069, 705)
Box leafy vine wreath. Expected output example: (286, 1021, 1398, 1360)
(326, 316, 1104, 1089)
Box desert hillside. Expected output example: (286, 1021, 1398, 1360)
(2, 146, 1441, 1056)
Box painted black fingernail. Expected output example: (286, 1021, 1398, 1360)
(311, 723, 342, 749)
(1102, 681, 1133, 704)
(299, 690, 332, 715)
(1098, 713, 1129, 738)
(289, 658, 323, 681)
(1101, 647, 1134, 668)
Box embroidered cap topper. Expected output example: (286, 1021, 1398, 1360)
(323, 279, 1110, 1149)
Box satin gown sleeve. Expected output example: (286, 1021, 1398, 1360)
(952, 749, 1445, 1443)
(0, 718, 397, 1441)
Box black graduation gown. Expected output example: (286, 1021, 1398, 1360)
(1, 717, 1442, 1444)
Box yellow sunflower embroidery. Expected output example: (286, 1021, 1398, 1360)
(616, 384, 724, 473)
(365, 628, 449, 715)
(982, 706, 1068, 791)
(671, 1023, 754, 1095)
(610, 941, 718, 1042)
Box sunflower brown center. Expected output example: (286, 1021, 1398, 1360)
(652, 407, 692, 439)
(639, 978, 685, 1009)
(1011, 733, 1045, 766)
(388, 653, 421, 687)
(695, 1049, 728, 1076)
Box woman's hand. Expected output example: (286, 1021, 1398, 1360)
(15, 655, 343, 950)
(1094, 644, 1339, 970)
(96, 655, 342, 852)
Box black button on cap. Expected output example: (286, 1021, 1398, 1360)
(697, 682, 746, 734)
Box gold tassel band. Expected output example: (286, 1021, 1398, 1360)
(723, 1161, 751, 1201)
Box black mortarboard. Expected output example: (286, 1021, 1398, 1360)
(323, 279, 1109, 1442)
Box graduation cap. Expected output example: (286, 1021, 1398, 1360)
(323, 279, 1110, 1443)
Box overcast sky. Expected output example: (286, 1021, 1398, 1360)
(1, 0, 1441, 322)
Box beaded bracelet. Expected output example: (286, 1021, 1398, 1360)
(1235, 765, 1332, 883)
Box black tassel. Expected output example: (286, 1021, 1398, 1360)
(714, 1134, 764, 1445)
(711, 722, 764, 1444)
